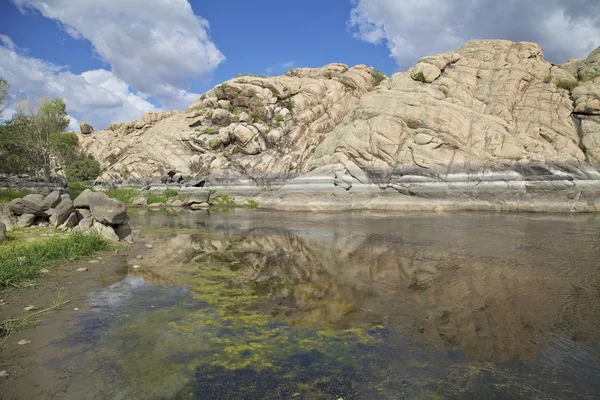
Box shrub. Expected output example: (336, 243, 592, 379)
(275, 114, 284, 123)
(202, 127, 217, 135)
(372, 69, 387, 86)
(554, 78, 578, 91)
(279, 98, 294, 111)
(250, 112, 260, 122)
(543, 73, 552, 83)
(65, 154, 101, 182)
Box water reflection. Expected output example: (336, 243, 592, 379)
(59, 210, 600, 399)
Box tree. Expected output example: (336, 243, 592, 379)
(0, 96, 71, 181)
(0, 77, 8, 119)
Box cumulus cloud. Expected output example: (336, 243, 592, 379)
(0, 37, 156, 129)
(10, 0, 224, 109)
(348, 0, 600, 69)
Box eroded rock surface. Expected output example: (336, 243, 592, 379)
(79, 64, 377, 179)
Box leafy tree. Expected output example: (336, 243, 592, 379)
(65, 154, 101, 182)
(0, 96, 71, 181)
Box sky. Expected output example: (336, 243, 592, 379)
(0, 0, 599, 130)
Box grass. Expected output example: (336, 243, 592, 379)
(0, 232, 111, 289)
(146, 193, 168, 204)
(105, 188, 142, 204)
(212, 193, 236, 206)
(0, 313, 38, 345)
(554, 78, 578, 91)
(0, 189, 34, 204)
(245, 199, 259, 209)
(275, 114, 284, 123)
(68, 181, 92, 199)
(163, 189, 179, 198)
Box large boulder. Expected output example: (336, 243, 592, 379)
(53, 199, 75, 227)
(8, 197, 45, 217)
(115, 222, 133, 241)
(17, 214, 35, 228)
(88, 192, 128, 225)
(183, 191, 211, 207)
(0, 205, 16, 231)
(41, 191, 62, 210)
(73, 189, 94, 209)
(0, 221, 6, 242)
(92, 220, 119, 241)
(80, 121, 94, 135)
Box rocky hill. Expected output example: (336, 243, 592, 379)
(78, 40, 600, 211)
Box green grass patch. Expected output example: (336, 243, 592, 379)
(245, 199, 259, 209)
(0, 232, 111, 289)
(212, 193, 236, 206)
(0, 188, 34, 204)
(105, 188, 142, 204)
(554, 78, 578, 91)
(146, 193, 168, 204)
(163, 189, 179, 198)
(68, 181, 92, 199)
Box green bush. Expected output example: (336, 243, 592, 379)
(65, 154, 101, 182)
(0, 189, 34, 204)
(0, 232, 110, 289)
(105, 188, 141, 204)
(372, 69, 387, 86)
(554, 78, 578, 91)
(275, 114, 284, 122)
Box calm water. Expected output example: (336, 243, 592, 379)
(56, 210, 600, 399)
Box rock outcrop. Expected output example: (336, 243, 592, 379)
(79, 64, 377, 180)
(77, 40, 600, 211)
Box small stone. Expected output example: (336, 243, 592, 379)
(23, 305, 36, 312)
(132, 265, 141, 270)
(74, 308, 79, 311)
(76, 267, 88, 272)
(18, 339, 31, 345)
(0, 370, 8, 378)
(88, 260, 100, 264)
(97, 257, 103, 260)
(145, 244, 153, 249)
(136, 255, 143, 259)
(39, 268, 50, 274)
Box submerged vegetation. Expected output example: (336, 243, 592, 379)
(0, 231, 110, 288)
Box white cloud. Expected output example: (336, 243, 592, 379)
(0, 37, 156, 129)
(348, 0, 600, 69)
(265, 61, 296, 74)
(10, 0, 224, 109)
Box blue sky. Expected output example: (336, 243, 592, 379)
(1, 0, 599, 130)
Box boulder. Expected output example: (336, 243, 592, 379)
(76, 208, 92, 219)
(0, 221, 6, 242)
(172, 173, 183, 183)
(73, 189, 94, 209)
(61, 194, 70, 201)
(78, 217, 94, 230)
(171, 200, 184, 207)
(58, 212, 79, 229)
(80, 121, 94, 134)
(183, 191, 211, 206)
(88, 192, 128, 225)
(17, 214, 35, 228)
(92, 220, 119, 242)
(54, 199, 75, 227)
(0, 205, 16, 231)
(41, 191, 61, 210)
(115, 222, 133, 241)
(131, 196, 147, 206)
(8, 197, 45, 217)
